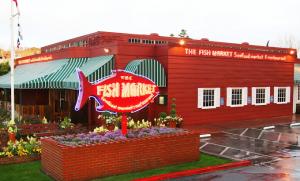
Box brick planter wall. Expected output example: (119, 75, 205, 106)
(41, 132, 199, 181)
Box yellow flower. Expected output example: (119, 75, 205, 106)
(6, 152, 13, 158)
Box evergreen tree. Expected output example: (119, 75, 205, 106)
(0, 62, 10, 76)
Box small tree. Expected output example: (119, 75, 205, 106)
(178, 29, 189, 38)
(169, 29, 190, 38)
(170, 98, 177, 118)
(0, 62, 10, 76)
(159, 112, 167, 119)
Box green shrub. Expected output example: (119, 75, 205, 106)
(0, 62, 10, 76)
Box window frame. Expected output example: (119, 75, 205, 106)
(227, 87, 248, 107)
(198, 88, 220, 109)
(274, 86, 290, 104)
(252, 87, 270, 106)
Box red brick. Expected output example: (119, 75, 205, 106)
(41, 132, 199, 181)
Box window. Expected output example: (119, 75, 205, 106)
(198, 88, 220, 109)
(278, 88, 286, 102)
(274, 87, 290, 104)
(256, 88, 265, 104)
(252, 87, 270, 105)
(227, 87, 247, 107)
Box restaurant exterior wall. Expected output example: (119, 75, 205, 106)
(167, 55, 294, 126)
(9, 31, 297, 128)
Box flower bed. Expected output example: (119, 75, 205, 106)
(0, 155, 40, 165)
(0, 137, 41, 165)
(41, 128, 199, 181)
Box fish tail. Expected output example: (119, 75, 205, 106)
(75, 69, 92, 111)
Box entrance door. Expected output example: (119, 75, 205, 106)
(294, 85, 300, 114)
(51, 90, 70, 121)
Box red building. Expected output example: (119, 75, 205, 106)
(0, 31, 298, 129)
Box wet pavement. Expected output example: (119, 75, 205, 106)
(172, 123, 300, 180)
(170, 152, 300, 181)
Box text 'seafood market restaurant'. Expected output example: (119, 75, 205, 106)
(0, 31, 298, 129)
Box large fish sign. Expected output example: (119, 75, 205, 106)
(75, 69, 159, 134)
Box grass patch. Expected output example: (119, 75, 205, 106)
(0, 153, 231, 181)
(95, 153, 231, 181)
(0, 161, 52, 181)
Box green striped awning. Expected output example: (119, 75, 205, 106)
(23, 57, 88, 89)
(125, 59, 166, 87)
(0, 59, 68, 89)
(63, 55, 114, 89)
(0, 55, 114, 90)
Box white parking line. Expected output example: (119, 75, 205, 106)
(220, 147, 230, 155)
(257, 130, 265, 139)
(277, 133, 282, 142)
(240, 128, 249, 136)
(204, 142, 277, 160)
(223, 130, 291, 146)
(199, 142, 208, 150)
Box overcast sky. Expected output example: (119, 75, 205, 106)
(0, 0, 299, 50)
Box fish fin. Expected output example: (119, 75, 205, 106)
(75, 69, 92, 111)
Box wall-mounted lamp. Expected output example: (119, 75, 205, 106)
(104, 48, 110, 53)
(157, 95, 168, 105)
(179, 39, 185, 46)
(289, 49, 296, 55)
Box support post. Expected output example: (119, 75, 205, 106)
(121, 113, 127, 135)
(88, 100, 92, 130)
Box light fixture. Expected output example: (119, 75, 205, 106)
(104, 48, 110, 53)
(179, 39, 185, 46)
(158, 95, 167, 105)
(289, 49, 296, 55)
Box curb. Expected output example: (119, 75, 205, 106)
(133, 160, 251, 181)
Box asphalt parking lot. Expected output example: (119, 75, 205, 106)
(170, 124, 300, 181)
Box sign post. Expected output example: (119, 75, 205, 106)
(75, 69, 159, 135)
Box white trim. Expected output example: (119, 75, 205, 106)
(197, 88, 220, 109)
(274, 86, 290, 104)
(226, 88, 232, 106)
(252, 87, 269, 106)
(252, 87, 256, 105)
(266, 87, 270, 104)
(215, 88, 220, 108)
(274, 87, 279, 103)
(197, 88, 203, 108)
(227, 87, 247, 107)
(286, 86, 291, 103)
(242, 87, 248, 106)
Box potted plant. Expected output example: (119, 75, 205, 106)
(105, 116, 116, 131)
(59, 117, 74, 129)
(7, 122, 17, 142)
(168, 98, 183, 128)
(155, 112, 167, 127)
(99, 112, 118, 131)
